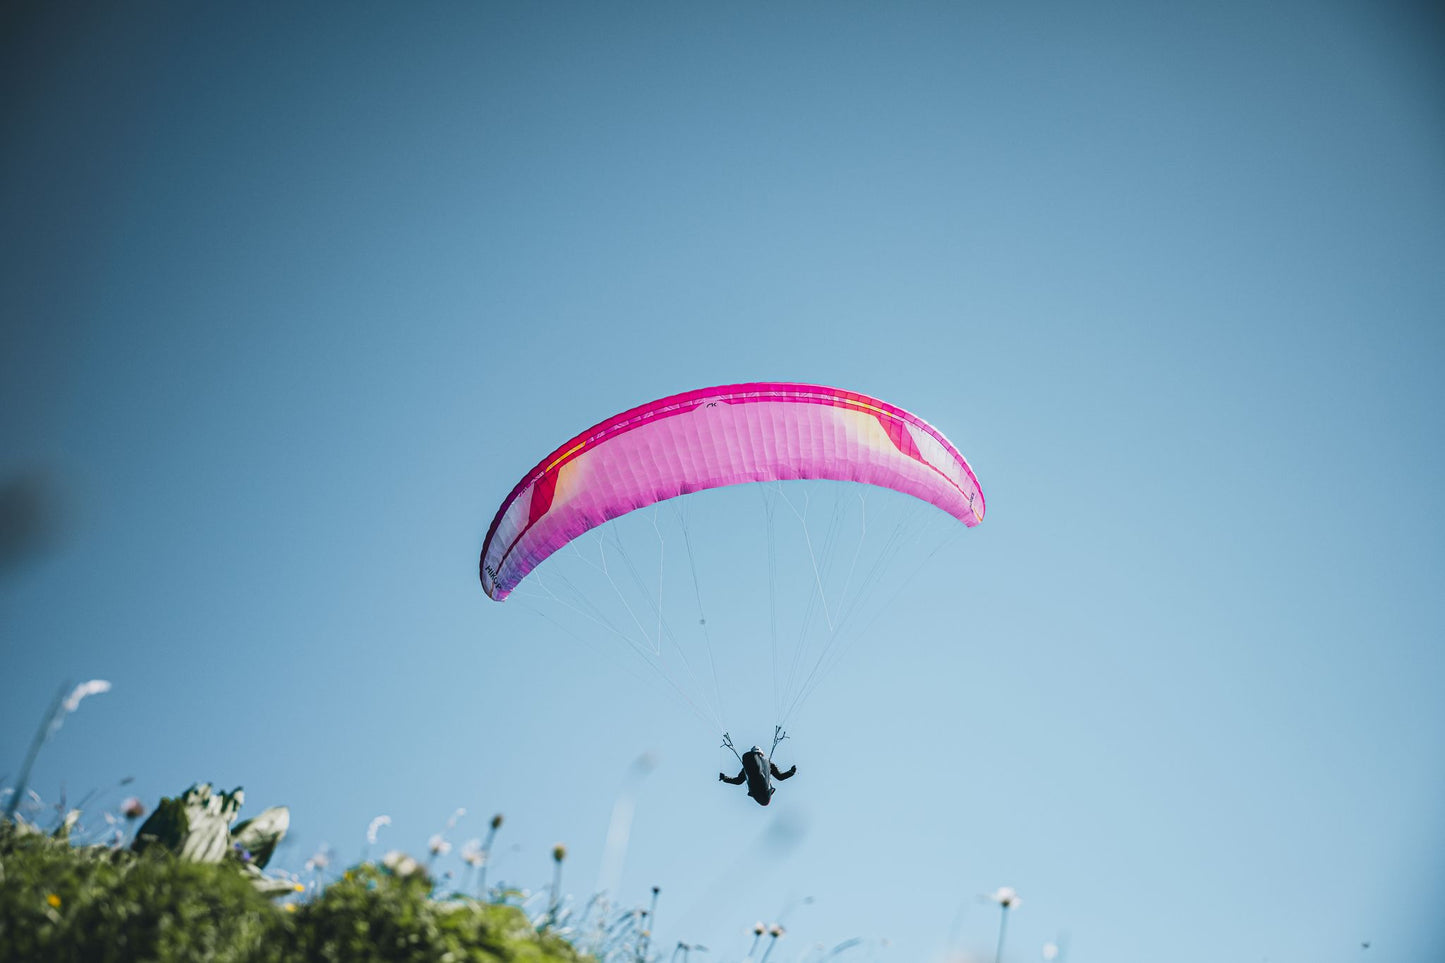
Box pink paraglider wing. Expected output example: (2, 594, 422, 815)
(479, 383, 984, 600)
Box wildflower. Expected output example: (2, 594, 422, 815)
(546, 843, 567, 929)
(46, 893, 61, 908)
(305, 846, 331, 872)
(1043, 942, 1059, 961)
(759, 924, 786, 963)
(366, 814, 391, 845)
(120, 796, 145, 820)
(990, 886, 1021, 909)
(3, 681, 114, 825)
(383, 850, 423, 878)
(461, 839, 486, 867)
(990, 886, 1020, 963)
(754, 922, 766, 935)
(293, 883, 305, 892)
(477, 814, 503, 894)
(233, 843, 255, 864)
(428, 834, 451, 857)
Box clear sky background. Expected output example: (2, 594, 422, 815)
(3, 3, 1443, 961)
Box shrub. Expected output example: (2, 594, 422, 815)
(293, 864, 585, 963)
(0, 822, 288, 963)
(0, 824, 588, 963)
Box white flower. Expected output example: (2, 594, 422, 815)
(383, 850, 424, 878)
(305, 846, 331, 872)
(366, 815, 391, 845)
(428, 834, 451, 856)
(461, 839, 486, 867)
(1042, 942, 1060, 961)
(990, 886, 1021, 909)
(62, 680, 111, 713)
(445, 808, 466, 830)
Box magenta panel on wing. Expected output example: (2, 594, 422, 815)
(479, 383, 984, 600)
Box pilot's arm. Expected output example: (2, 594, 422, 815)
(719, 769, 746, 785)
(770, 762, 797, 781)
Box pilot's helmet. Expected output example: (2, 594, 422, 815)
(749, 746, 762, 753)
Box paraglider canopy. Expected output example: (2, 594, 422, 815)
(479, 382, 984, 601)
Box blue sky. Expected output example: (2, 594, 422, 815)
(3, 3, 1443, 961)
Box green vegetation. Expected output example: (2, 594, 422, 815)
(0, 811, 589, 963)
(0, 820, 289, 963)
(0, 687, 648, 962)
(294, 863, 584, 963)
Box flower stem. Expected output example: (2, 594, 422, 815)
(994, 904, 1010, 963)
(3, 682, 68, 823)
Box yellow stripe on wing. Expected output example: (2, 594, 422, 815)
(543, 440, 588, 475)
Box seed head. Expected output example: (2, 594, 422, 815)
(552, 843, 567, 863)
(491, 813, 504, 830)
(120, 796, 145, 820)
(62, 680, 111, 713)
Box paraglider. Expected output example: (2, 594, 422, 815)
(718, 729, 796, 807)
(478, 382, 984, 790)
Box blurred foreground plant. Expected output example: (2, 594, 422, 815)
(131, 782, 296, 897)
(3, 680, 110, 825)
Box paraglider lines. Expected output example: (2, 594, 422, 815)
(604, 523, 724, 733)
(760, 484, 783, 724)
(520, 534, 722, 730)
(779, 493, 958, 725)
(517, 572, 720, 730)
(674, 499, 727, 732)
